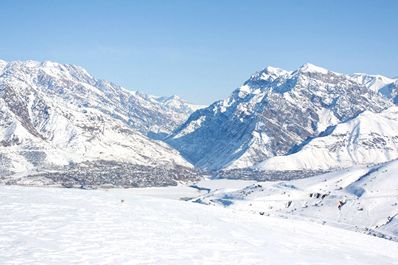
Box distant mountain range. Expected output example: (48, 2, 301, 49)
(1, 60, 397, 186)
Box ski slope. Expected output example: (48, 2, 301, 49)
(0, 186, 397, 265)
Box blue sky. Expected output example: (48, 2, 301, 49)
(1, 0, 397, 104)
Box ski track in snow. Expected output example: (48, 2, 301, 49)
(0, 186, 397, 265)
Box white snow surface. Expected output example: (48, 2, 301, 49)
(0, 185, 397, 265)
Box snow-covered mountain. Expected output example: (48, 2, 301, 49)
(167, 63, 398, 172)
(0, 60, 200, 187)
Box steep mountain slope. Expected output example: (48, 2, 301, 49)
(167, 64, 397, 172)
(192, 159, 398, 241)
(0, 60, 200, 187)
(258, 106, 398, 171)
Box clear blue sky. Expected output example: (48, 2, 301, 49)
(1, 0, 397, 104)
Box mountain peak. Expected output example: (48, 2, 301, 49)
(154, 94, 205, 113)
(297, 63, 329, 74)
(264, 66, 287, 74)
(166, 95, 182, 101)
(155, 95, 184, 104)
(259, 66, 291, 77)
(4, 59, 92, 77)
(253, 63, 330, 82)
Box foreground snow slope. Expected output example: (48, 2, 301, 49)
(0, 186, 397, 265)
(195, 159, 398, 241)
